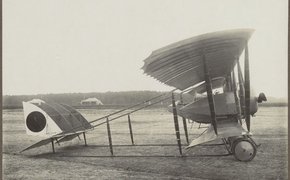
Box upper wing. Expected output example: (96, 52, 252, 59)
(142, 29, 254, 90)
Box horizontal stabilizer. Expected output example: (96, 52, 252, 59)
(186, 120, 248, 149)
(20, 138, 52, 153)
(20, 132, 86, 152)
(57, 133, 81, 143)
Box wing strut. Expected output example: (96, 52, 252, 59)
(244, 43, 251, 131)
(237, 60, 245, 117)
(202, 53, 218, 135)
(180, 93, 189, 144)
(51, 138, 55, 153)
(106, 117, 114, 156)
(127, 114, 135, 145)
(83, 132, 87, 146)
(232, 66, 242, 124)
(171, 92, 183, 156)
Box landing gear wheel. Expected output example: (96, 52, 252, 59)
(232, 138, 257, 162)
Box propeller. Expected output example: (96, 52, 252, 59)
(238, 44, 266, 131)
(244, 43, 251, 132)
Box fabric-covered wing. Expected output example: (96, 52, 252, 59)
(142, 29, 254, 90)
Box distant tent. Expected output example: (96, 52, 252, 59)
(28, 99, 45, 105)
(81, 98, 103, 105)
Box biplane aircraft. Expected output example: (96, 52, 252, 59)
(20, 29, 266, 162)
(142, 29, 267, 161)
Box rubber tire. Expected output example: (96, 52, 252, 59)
(232, 138, 257, 162)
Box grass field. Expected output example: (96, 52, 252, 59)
(3, 107, 288, 179)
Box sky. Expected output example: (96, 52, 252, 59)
(3, 0, 288, 98)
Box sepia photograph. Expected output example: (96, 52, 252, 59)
(3, 0, 288, 179)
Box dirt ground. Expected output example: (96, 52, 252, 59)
(3, 106, 288, 179)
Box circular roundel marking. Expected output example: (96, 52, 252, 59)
(26, 111, 46, 132)
(233, 138, 257, 162)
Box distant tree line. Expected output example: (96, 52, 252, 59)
(4, 91, 285, 109)
(3, 91, 194, 109)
